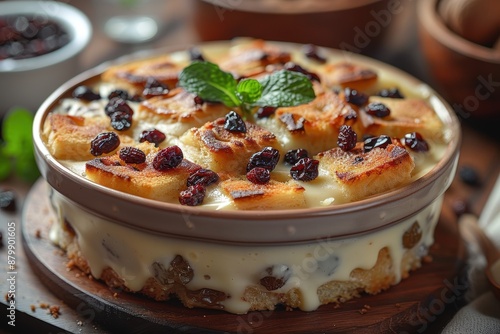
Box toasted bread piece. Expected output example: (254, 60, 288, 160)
(101, 55, 186, 94)
(322, 62, 378, 91)
(359, 97, 443, 141)
(218, 39, 291, 78)
(258, 90, 357, 155)
(180, 117, 280, 174)
(317, 141, 414, 202)
(137, 88, 232, 137)
(85, 143, 201, 202)
(42, 114, 117, 160)
(220, 178, 306, 210)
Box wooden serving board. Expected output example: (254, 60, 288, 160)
(22, 180, 467, 333)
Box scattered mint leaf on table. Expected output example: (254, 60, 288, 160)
(0, 107, 40, 183)
(178, 61, 315, 114)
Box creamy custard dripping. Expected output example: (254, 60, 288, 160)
(50, 190, 441, 314)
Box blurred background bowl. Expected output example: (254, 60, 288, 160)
(192, 0, 405, 57)
(0, 1, 92, 117)
(417, 0, 500, 120)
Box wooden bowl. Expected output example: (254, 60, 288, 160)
(417, 0, 500, 120)
(192, 0, 401, 56)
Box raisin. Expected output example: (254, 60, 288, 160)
(119, 147, 146, 164)
(260, 265, 291, 291)
(143, 77, 169, 98)
(337, 125, 357, 151)
(152, 255, 194, 285)
(104, 97, 134, 117)
(72, 85, 101, 101)
(179, 184, 206, 206)
(284, 62, 320, 82)
(193, 95, 204, 106)
(404, 132, 429, 152)
(377, 87, 404, 99)
(139, 129, 166, 147)
(246, 167, 271, 184)
(290, 158, 319, 181)
(354, 156, 364, 164)
(363, 135, 391, 153)
(284, 149, 309, 165)
(247, 147, 280, 172)
(90, 132, 120, 156)
(109, 111, 132, 131)
(107, 89, 129, 101)
(365, 102, 391, 118)
(302, 44, 326, 64)
(402, 221, 422, 249)
(0, 190, 16, 212)
(344, 87, 368, 106)
(187, 168, 219, 187)
(153, 146, 183, 171)
(459, 166, 481, 186)
(189, 47, 205, 61)
(256, 106, 277, 118)
(224, 111, 246, 133)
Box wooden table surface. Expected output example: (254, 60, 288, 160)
(1, 1, 499, 333)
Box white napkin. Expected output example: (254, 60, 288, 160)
(443, 175, 500, 334)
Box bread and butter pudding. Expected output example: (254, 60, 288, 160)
(34, 39, 460, 314)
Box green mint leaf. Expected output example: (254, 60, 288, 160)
(256, 70, 316, 107)
(2, 107, 34, 156)
(178, 61, 241, 107)
(236, 79, 262, 105)
(0, 147, 12, 181)
(15, 149, 40, 183)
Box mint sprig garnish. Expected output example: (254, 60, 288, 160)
(178, 61, 315, 114)
(0, 107, 40, 183)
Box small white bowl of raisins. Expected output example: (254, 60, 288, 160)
(0, 1, 92, 116)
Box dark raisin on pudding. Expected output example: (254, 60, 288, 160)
(344, 87, 369, 106)
(365, 102, 391, 118)
(179, 184, 206, 206)
(224, 111, 246, 133)
(152, 146, 183, 171)
(260, 265, 291, 291)
(72, 85, 101, 101)
(404, 132, 429, 152)
(109, 111, 132, 131)
(90, 132, 120, 156)
(284, 149, 309, 165)
(283, 62, 321, 82)
(187, 168, 219, 187)
(142, 77, 169, 98)
(105, 97, 134, 117)
(193, 95, 204, 106)
(152, 255, 194, 285)
(188, 47, 205, 62)
(290, 158, 319, 182)
(139, 129, 166, 147)
(256, 106, 277, 119)
(363, 135, 391, 153)
(377, 87, 404, 99)
(337, 125, 357, 152)
(246, 167, 271, 184)
(402, 221, 422, 249)
(108, 89, 129, 101)
(247, 147, 280, 172)
(302, 44, 327, 64)
(118, 147, 146, 164)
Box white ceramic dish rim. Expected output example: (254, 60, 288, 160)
(0, 1, 92, 72)
(32, 41, 461, 244)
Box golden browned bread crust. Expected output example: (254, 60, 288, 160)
(85, 143, 202, 203)
(317, 141, 415, 201)
(219, 178, 306, 210)
(180, 117, 279, 174)
(322, 62, 378, 91)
